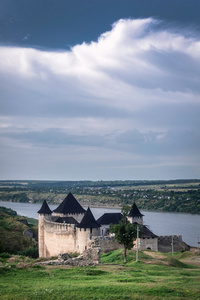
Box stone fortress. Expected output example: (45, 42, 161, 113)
(38, 193, 189, 258)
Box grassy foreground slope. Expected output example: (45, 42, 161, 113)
(0, 250, 199, 300)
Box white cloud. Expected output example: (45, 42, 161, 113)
(0, 18, 200, 180)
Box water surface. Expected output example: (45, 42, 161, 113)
(0, 201, 199, 247)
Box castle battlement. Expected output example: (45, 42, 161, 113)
(158, 235, 182, 241)
(44, 216, 76, 233)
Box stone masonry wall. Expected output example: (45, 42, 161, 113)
(54, 212, 85, 223)
(76, 228, 90, 253)
(98, 237, 122, 253)
(41, 217, 101, 257)
(76, 227, 100, 253)
(43, 218, 77, 257)
(38, 214, 45, 257)
(37, 238, 101, 266)
(99, 236, 159, 253)
(133, 238, 158, 251)
(158, 235, 190, 253)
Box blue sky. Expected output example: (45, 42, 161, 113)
(0, 0, 200, 180)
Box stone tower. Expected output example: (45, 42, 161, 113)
(37, 200, 52, 257)
(127, 202, 144, 225)
(76, 207, 101, 253)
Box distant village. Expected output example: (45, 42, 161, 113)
(0, 179, 199, 214)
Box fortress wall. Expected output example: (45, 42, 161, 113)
(133, 238, 158, 251)
(76, 228, 101, 253)
(158, 235, 190, 253)
(54, 212, 84, 222)
(158, 235, 182, 241)
(38, 214, 45, 257)
(99, 236, 158, 253)
(43, 218, 76, 257)
(92, 228, 101, 236)
(99, 237, 122, 253)
(67, 213, 85, 223)
(76, 228, 91, 253)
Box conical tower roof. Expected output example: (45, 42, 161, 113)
(54, 193, 85, 214)
(77, 207, 100, 228)
(37, 200, 52, 214)
(128, 202, 144, 217)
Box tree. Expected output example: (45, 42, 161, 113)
(110, 206, 137, 262)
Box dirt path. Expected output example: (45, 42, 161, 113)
(181, 257, 200, 267)
(143, 251, 166, 259)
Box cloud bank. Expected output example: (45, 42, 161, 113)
(0, 18, 199, 180)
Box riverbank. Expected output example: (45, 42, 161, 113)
(0, 181, 199, 215)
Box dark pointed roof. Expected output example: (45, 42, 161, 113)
(133, 222, 157, 238)
(128, 202, 144, 217)
(97, 213, 123, 225)
(54, 193, 86, 214)
(37, 200, 52, 214)
(77, 207, 100, 228)
(141, 225, 157, 238)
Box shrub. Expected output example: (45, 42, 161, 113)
(17, 246, 39, 259)
(0, 252, 11, 259)
(0, 207, 17, 216)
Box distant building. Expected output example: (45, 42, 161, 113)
(97, 213, 123, 236)
(127, 202, 158, 251)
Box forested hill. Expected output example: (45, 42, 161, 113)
(0, 207, 38, 256)
(0, 180, 199, 214)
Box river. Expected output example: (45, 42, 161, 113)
(0, 201, 199, 247)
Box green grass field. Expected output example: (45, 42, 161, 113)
(0, 250, 200, 300)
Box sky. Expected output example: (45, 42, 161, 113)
(0, 0, 200, 181)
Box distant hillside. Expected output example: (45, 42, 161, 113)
(0, 179, 199, 214)
(0, 207, 38, 257)
(0, 179, 199, 189)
